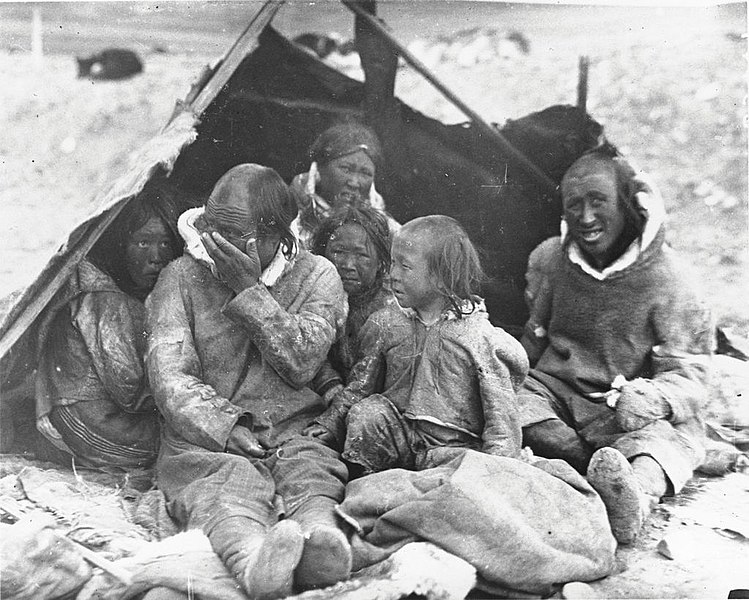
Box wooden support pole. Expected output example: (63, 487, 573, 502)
(341, 0, 557, 194)
(172, 0, 284, 122)
(577, 55, 589, 112)
(31, 6, 43, 70)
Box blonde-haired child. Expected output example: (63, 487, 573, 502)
(312, 215, 529, 473)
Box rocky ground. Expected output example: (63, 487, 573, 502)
(1, 2, 747, 598)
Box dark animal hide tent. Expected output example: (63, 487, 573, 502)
(0, 0, 603, 434)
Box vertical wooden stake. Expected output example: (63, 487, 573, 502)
(577, 55, 590, 112)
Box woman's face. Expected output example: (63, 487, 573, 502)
(317, 150, 375, 207)
(126, 216, 176, 292)
(325, 222, 379, 297)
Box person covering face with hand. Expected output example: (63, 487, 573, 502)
(517, 143, 713, 545)
(146, 164, 352, 598)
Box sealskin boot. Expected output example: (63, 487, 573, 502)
(587, 447, 647, 545)
(241, 520, 305, 600)
(211, 517, 305, 600)
(290, 498, 352, 590)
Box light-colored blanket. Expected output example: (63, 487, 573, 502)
(337, 449, 617, 597)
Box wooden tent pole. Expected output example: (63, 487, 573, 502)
(577, 55, 589, 112)
(341, 0, 557, 194)
(171, 0, 284, 121)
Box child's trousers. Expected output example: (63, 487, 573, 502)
(343, 394, 480, 473)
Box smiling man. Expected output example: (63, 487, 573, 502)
(517, 144, 713, 545)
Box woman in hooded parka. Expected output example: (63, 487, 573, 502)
(290, 121, 400, 248)
(35, 187, 181, 469)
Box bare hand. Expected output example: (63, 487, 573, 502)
(201, 231, 261, 293)
(302, 423, 337, 446)
(226, 424, 267, 458)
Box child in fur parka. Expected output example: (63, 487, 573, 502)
(312, 215, 529, 472)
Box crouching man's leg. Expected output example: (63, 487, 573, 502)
(269, 436, 351, 590)
(158, 435, 304, 599)
(587, 449, 669, 545)
(517, 374, 594, 474)
(588, 420, 692, 545)
(523, 419, 594, 474)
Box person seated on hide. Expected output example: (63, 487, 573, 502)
(303, 204, 395, 443)
(291, 121, 399, 249)
(312, 215, 529, 470)
(146, 164, 352, 598)
(518, 143, 713, 545)
(35, 187, 181, 469)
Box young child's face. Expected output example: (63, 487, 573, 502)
(390, 229, 438, 312)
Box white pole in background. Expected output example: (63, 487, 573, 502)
(31, 6, 43, 70)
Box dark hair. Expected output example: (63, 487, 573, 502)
(403, 215, 485, 317)
(89, 181, 181, 296)
(567, 142, 647, 236)
(209, 163, 299, 258)
(311, 204, 391, 285)
(309, 122, 384, 171)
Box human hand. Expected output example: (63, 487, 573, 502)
(301, 423, 337, 446)
(226, 424, 267, 458)
(615, 379, 671, 432)
(201, 231, 261, 293)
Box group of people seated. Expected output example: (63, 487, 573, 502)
(29, 121, 713, 598)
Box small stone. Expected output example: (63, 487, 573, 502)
(656, 531, 698, 561)
(695, 84, 720, 101)
(562, 581, 597, 599)
(60, 136, 76, 154)
(657, 537, 675, 560)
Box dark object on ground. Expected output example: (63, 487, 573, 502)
(506, 30, 531, 54)
(716, 326, 749, 360)
(76, 48, 143, 80)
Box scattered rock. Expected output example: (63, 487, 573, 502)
(59, 136, 76, 154)
(407, 27, 530, 70)
(692, 180, 739, 210)
(656, 530, 703, 561)
(656, 536, 676, 560)
(561, 581, 597, 599)
(695, 84, 720, 102)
